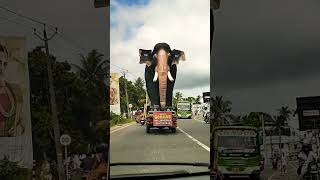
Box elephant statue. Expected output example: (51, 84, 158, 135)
(139, 43, 185, 108)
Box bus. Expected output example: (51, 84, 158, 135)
(176, 101, 192, 119)
(212, 126, 264, 179)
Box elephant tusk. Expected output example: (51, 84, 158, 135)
(153, 72, 158, 82)
(168, 71, 174, 82)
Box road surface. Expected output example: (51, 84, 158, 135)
(261, 160, 299, 180)
(109, 115, 300, 180)
(110, 115, 210, 179)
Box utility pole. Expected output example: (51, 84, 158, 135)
(260, 115, 267, 165)
(34, 25, 65, 180)
(122, 70, 129, 118)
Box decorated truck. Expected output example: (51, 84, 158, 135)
(139, 43, 185, 133)
(212, 126, 264, 179)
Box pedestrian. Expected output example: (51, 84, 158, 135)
(73, 154, 81, 170)
(280, 151, 287, 174)
(80, 153, 95, 171)
(88, 153, 107, 180)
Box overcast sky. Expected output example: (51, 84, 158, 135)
(110, 0, 210, 98)
(0, 0, 108, 65)
(213, 0, 320, 129)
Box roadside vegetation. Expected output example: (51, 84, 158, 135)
(110, 113, 134, 127)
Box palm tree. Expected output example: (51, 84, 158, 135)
(274, 106, 292, 149)
(71, 50, 109, 119)
(210, 96, 232, 171)
(211, 96, 232, 127)
(80, 50, 108, 81)
(195, 95, 201, 104)
(175, 92, 183, 101)
(173, 92, 183, 108)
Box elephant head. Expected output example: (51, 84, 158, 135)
(139, 43, 185, 108)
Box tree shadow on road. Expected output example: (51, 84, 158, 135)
(147, 128, 179, 135)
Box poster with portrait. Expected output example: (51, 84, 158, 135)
(110, 72, 121, 115)
(0, 36, 33, 168)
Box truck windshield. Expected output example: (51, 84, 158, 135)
(217, 136, 256, 153)
(177, 104, 191, 110)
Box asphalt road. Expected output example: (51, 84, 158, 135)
(109, 116, 301, 180)
(110, 116, 210, 179)
(261, 161, 299, 180)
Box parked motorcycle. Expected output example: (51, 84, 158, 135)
(304, 161, 320, 180)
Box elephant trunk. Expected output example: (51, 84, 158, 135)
(155, 58, 171, 108)
(158, 70, 167, 108)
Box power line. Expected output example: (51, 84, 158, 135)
(110, 63, 140, 79)
(0, 4, 142, 81)
(0, 4, 56, 28)
(0, 5, 87, 54)
(55, 33, 87, 53)
(0, 15, 35, 30)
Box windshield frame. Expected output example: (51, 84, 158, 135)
(214, 128, 259, 154)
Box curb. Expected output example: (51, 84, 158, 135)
(110, 121, 135, 133)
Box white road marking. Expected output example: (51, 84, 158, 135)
(177, 127, 210, 152)
(267, 162, 298, 180)
(110, 122, 135, 134)
(268, 172, 278, 180)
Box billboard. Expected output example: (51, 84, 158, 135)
(110, 73, 121, 115)
(0, 36, 33, 168)
(203, 92, 210, 103)
(296, 96, 320, 131)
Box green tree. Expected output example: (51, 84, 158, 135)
(242, 112, 273, 128)
(195, 95, 201, 104)
(29, 48, 106, 161)
(0, 156, 30, 180)
(173, 92, 183, 108)
(119, 77, 145, 113)
(186, 97, 195, 103)
(211, 96, 232, 127)
(274, 106, 292, 149)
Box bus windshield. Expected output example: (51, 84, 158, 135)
(177, 104, 191, 110)
(217, 136, 256, 153)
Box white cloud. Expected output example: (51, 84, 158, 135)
(111, 0, 210, 98)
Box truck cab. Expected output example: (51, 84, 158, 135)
(145, 106, 177, 133)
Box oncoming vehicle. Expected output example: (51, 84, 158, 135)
(212, 126, 264, 179)
(176, 101, 192, 119)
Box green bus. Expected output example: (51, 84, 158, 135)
(212, 126, 264, 179)
(176, 101, 192, 119)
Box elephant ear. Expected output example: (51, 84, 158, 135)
(139, 49, 153, 66)
(171, 49, 186, 65)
